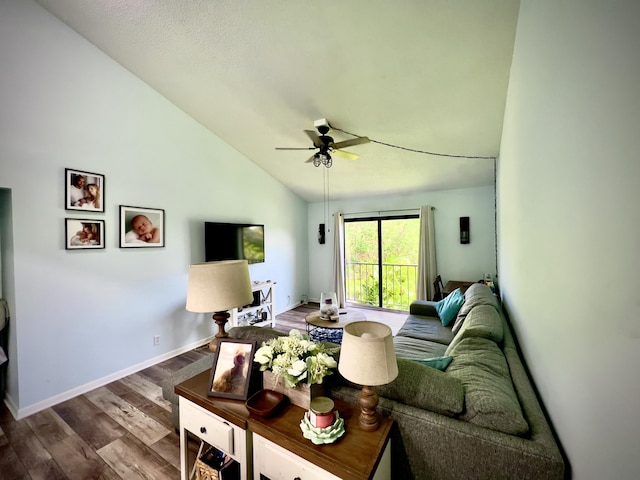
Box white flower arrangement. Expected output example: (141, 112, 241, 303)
(254, 329, 339, 387)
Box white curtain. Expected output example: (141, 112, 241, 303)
(417, 205, 437, 301)
(332, 212, 346, 308)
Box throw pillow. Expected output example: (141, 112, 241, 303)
(418, 356, 453, 371)
(435, 288, 464, 326)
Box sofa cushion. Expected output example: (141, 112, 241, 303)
(228, 325, 285, 344)
(452, 283, 500, 335)
(396, 315, 454, 346)
(434, 288, 465, 326)
(393, 335, 448, 360)
(374, 358, 464, 416)
(447, 337, 529, 436)
(445, 304, 504, 354)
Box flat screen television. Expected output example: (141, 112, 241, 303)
(204, 222, 265, 264)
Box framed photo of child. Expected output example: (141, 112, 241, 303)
(119, 205, 165, 248)
(208, 339, 256, 400)
(65, 168, 105, 213)
(65, 219, 105, 250)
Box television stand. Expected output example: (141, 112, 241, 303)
(229, 280, 276, 329)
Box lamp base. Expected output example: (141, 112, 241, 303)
(208, 311, 230, 352)
(357, 385, 380, 431)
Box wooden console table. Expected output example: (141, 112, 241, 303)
(176, 370, 392, 480)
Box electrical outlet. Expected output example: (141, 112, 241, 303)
(153, 335, 160, 346)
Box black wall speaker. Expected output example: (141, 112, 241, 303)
(318, 223, 326, 244)
(460, 217, 470, 244)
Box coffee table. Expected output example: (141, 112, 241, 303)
(304, 309, 366, 344)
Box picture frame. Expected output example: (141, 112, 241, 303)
(65, 168, 105, 213)
(119, 205, 165, 248)
(208, 339, 256, 400)
(65, 219, 105, 250)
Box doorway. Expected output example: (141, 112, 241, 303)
(344, 215, 419, 311)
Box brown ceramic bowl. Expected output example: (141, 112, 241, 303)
(245, 389, 287, 418)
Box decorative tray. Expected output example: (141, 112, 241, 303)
(299, 411, 345, 444)
(245, 389, 287, 418)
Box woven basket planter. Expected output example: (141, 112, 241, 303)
(262, 370, 325, 410)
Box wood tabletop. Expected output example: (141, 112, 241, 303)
(304, 310, 366, 329)
(248, 398, 392, 480)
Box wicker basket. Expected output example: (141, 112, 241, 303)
(195, 447, 221, 480)
(195, 457, 219, 480)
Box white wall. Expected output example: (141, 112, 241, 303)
(307, 186, 496, 300)
(498, 1, 640, 478)
(0, 0, 309, 417)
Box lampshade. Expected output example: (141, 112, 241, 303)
(338, 321, 398, 386)
(186, 260, 253, 313)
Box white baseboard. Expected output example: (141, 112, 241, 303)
(277, 302, 303, 314)
(9, 336, 214, 420)
(3, 392, 19, 420)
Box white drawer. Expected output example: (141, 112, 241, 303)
(179, 398, 234, 454)
(254, 434, 339, 480)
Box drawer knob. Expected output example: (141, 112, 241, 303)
(200, 426, 207, 434)
(294, 478, 301, 480)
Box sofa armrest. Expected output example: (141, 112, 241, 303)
(409, 300, 439, 317)
(161, 354, 213, 406)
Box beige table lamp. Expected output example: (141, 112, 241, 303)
(186, 260, 253, 350)
(338, 321, 398, 431)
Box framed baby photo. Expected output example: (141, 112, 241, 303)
(208, 339, 256, 400)
(119, 205, 165, 248)
(65, 219, 105, 250)
(65, 168, 105, 213)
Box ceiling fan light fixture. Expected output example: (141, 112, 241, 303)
(314, 152, 331, 168)
(278, 119, 367, 168)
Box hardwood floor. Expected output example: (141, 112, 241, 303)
(0, 303, 406, 479)
(0, 346, 210, 480)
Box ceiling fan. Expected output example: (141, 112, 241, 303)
(276, 119, 369, 168)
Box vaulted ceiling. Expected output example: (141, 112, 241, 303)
(36, 0, 520, 202)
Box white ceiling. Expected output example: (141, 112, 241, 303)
(35, 0, 519, 202)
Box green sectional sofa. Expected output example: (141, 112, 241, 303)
(162, 284, 565, 479)
(331, 283, 565, 479)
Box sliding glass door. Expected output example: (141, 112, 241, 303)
(344, 215, 419, 310)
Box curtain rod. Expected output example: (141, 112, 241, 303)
(334, 207, 432, 217)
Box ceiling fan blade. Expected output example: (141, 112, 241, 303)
(305, 154, 317, 163)
(304, 130, 322, 147)
(332, 149, 359, 160)
(332, 136, 370, 149)
(275, 147, 316, 150)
